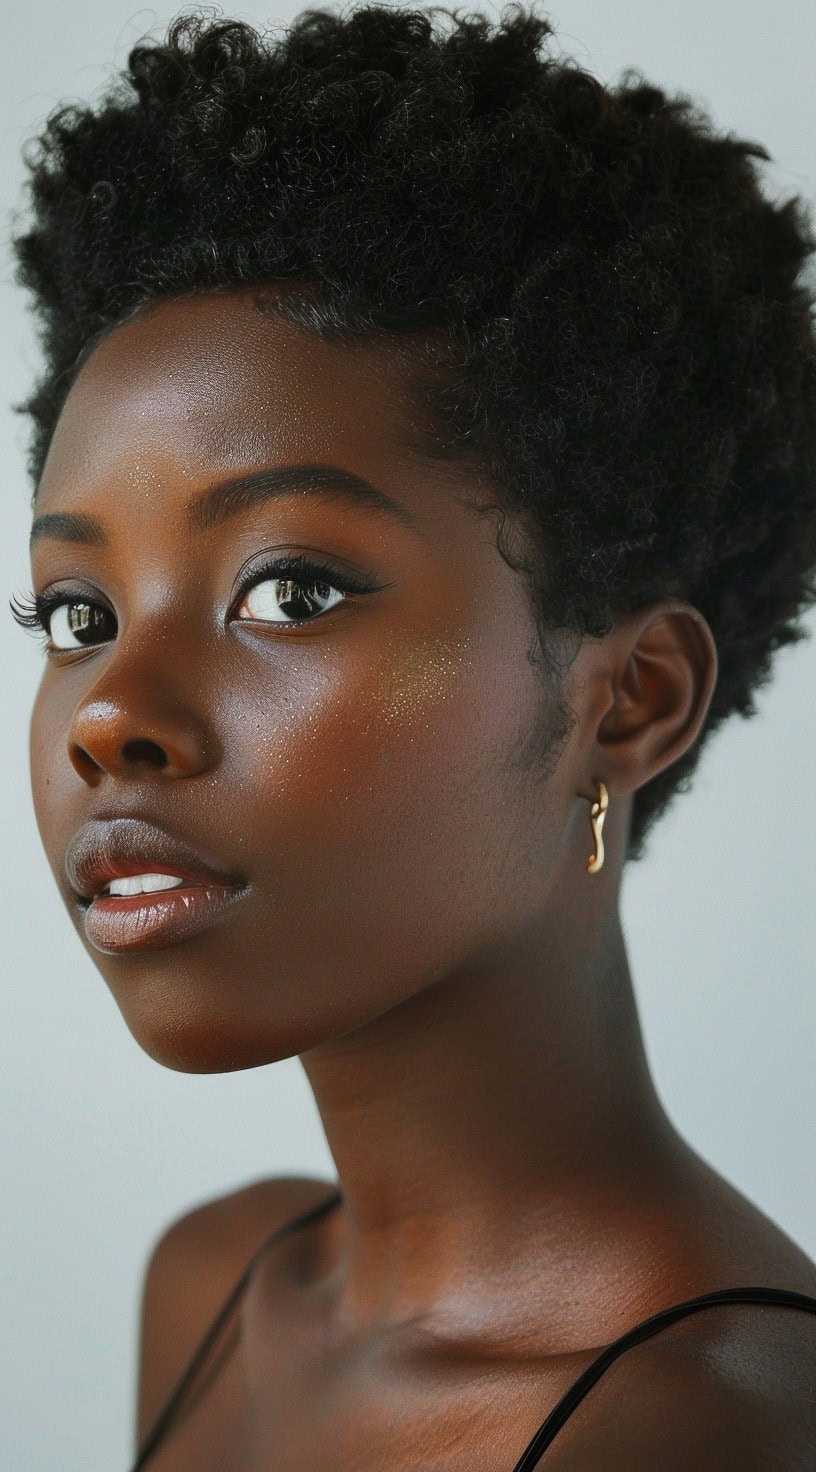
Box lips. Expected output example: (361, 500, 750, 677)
(65, 817, 248, 953)
(66, 817, 240, 900)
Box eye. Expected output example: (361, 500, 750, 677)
(10, 591, 117, 650)
(238, 575, 343, 624)
(49, 600, 117, 649)
(234, 553, 378, 626)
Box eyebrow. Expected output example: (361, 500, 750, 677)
(189, 464, 419, 534)
(30, 464, 419, 547)
(29, 512, 107, 548)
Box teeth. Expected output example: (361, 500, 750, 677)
(104, 873, 187, 898)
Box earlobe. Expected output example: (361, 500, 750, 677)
(593, 601, 718, 795)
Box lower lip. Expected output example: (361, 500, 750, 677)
(82, 883, 248, 953)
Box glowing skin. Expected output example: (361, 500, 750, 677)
(26, 288, 816, 1470)
(30, 289, 582, 1073)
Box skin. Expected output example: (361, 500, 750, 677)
(28, 287, 816, 1470)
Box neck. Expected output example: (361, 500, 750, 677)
(300, 881, 682, 1342)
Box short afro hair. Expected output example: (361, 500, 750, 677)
(13, 3, 816, 858)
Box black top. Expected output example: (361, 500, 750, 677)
(130, 1188, 816, 1471)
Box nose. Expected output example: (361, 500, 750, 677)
(67, 659, 220, 787)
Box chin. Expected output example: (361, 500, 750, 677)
(122, 1007, 302, 1074)
(100, 964, 308, 1073)
(89, 923, 424, 1071)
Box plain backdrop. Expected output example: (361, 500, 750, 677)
(1, 3, 814, 1468)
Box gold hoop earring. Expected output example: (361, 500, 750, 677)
(587, 781, 609, 875)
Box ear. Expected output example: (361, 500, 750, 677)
(586, 601, 718, 796)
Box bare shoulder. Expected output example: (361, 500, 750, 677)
(547, 1296, 816, 1471)
(135, 1174, 337, 1452)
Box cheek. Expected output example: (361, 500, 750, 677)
(29, 674, 76, 882)
(224, 628, 553, 991)
(227, 629, 501, 847)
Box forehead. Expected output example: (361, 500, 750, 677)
(36, 288, 443, 506)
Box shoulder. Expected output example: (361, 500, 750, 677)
(545, 1295, 816, 1471)
(139, 1173, 337, 1282)
(135, 1174, 337, 1449)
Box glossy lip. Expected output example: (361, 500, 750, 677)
(82, 883, 249, 954)
(65, 817, 249, 954)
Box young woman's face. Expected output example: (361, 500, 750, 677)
(29, 288, 585, 1071)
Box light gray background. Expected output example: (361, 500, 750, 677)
(1, 3, 814, 1469)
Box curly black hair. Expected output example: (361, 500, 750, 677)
(13, 3, 816, 858)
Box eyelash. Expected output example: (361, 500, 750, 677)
(10, 552, 381, 649)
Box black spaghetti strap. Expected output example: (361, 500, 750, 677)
(510, 1285, 816, 1471)
(129, 1186, 343, 1472)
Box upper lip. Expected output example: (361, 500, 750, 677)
(65, 818, 246, 901)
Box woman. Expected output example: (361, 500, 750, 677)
(11, 5, 816, 1467)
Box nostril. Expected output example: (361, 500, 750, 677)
(69, 743, 105, 786)
(122, 738, 168, 769)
